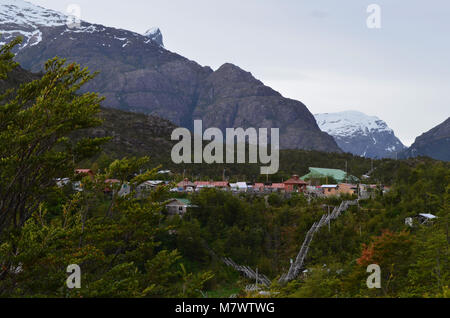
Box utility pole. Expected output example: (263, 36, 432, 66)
(328, 205, 331, 232)
(345, 160, 348, 183)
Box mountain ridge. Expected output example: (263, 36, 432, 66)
(400, 117, 450, 161)
(1, 0, 341, 153)
(314, 110, 406, 159)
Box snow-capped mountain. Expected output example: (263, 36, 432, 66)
(144, 27, 164, 47)
(0, 0, 66, 48)
(0, 0, 163, 50)
(315, 111, 406, 158)
(0, 0, 342, 152)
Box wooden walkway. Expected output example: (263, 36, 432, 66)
(278, 200, 358, 284)
(219, 199, 358, 286)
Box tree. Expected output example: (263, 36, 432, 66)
(0, 38, 108, 234)
(356, 229, 413, 296)
(0, 157, 213, 297)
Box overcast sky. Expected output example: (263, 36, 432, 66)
(30, 0, 450, 146)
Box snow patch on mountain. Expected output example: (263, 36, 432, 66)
(315, 110, 392, 137)
(0, 0, 163, 49)
(0, 0, 67, 47)
(0, 0, 67, 27)
(143, 27, 163, 47)
(314, 110, 406, 158)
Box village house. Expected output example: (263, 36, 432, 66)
(284, 175, 308, 193)
(55, 177, 71, 188)
(138, 180, 164, 191)
(253, 183, 266, 192)
(75, 169, 95, 179)
(301, 167, 359, 185)
(337, 183, 358, 196)
(118, 183, 131, 197)
(405, 213, 438, 227)
(136, 180, 165, 196)
(165, 198, 193, 216)
(194, 181, 213, 190)
(104, 179, 121, 194)
(73, 169, 95, 192)
(416, 213, 438, 225)
(211, 181, 230, 190)
(229, 182, 248, 192)
(270, 183, 285, 193)
(321, 184, 339, 196)
(177, 178, 195, 192)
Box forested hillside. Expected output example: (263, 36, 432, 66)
(0, 38, 448, 298)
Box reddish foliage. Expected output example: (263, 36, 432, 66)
(357, 229, 412, 267)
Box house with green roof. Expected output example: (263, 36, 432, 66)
(301, 167, 359, 184)
(165, 198, 194, 215)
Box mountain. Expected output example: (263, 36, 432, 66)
(3, 65, 446, 185)
(0, 0, 341, 152)
(314, 111, 406, 159)
(143, 27, 164, 47)
(0, 63, 177, 164)
(400, 118, 450, 161)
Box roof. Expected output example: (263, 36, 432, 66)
(167, 198, 192, 206)
(321, 184, 338, 188)
(236, 182, 248, 188)
(194, 181, 211, 187)
(105, 179, 120, 184)
(284, 175, 308, 185)
(211, 181, 229, 187)
(270, 183, 285, 189)
(75, 169, 93, 174)
(141, 180, 164, 186)
(339, 183, 358, 188)
(301, 167, 359, 183)
(418, 213, 437, 219)
(177, 179, 195, 187)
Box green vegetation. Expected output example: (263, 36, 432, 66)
(0, 38, 448, 298)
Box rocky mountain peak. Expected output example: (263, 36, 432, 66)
(400, 117, 450, 161)
(315, 111, 406, 158)
(143, 27, 163, 47)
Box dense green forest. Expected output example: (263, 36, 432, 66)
(0, 38, 448, 298)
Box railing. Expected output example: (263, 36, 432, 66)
(219, 200, 358, 286)
(222, 257, 272, 287)
(279, 200, 358, 284)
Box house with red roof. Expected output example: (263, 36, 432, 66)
(270, 183, 285, 192)
(177, 178, 195, 191)
(284, 175, 308, 193)
(211, 181, 230, 190)
(75, 169, 94, 179)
